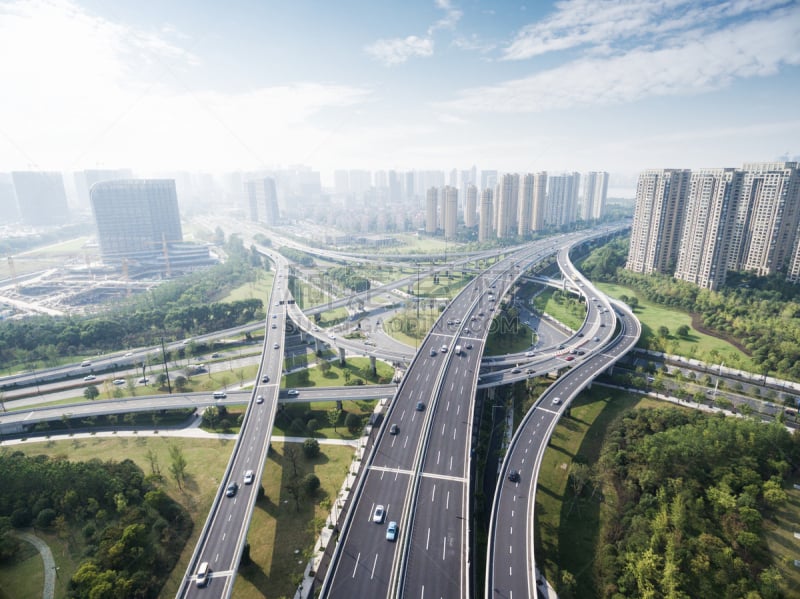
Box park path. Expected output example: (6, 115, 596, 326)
(14, 531, 55, 599)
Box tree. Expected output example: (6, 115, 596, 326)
(284, 446, 301, 478)
(303, 438, 320, 459)
(174, 375, 188, 392)
(676, 324, 690, 338)
(168, 445, 188, 490)
(84, 385, 100, 401)
(327, 407, 342, 433)
(658, 325, 670, 338)
(345, 412, 362, 434)
(303, 473, 321, 496)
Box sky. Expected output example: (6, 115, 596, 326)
(1, 0, 799, 192)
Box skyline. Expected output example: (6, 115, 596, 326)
(1, 0, 799, 192)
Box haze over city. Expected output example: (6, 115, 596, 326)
(1, 0, 799, 194)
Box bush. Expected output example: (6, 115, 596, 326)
(345, 413, 362, 434)
(35, 508, 57, 528)
(303, 438, 320, 459)
(10, 508, 32, 528)
(303, 473, 321, 496)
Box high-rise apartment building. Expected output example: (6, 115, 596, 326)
(545, 173, 581, 229)
(245, 177, 280, 225)
(517, 173, 534, 236)
(626, 169, 691, 275)
(11, 171, 69, 226)
(481, 170, 498, 193)
(90, 179, 183, 263)
(495, 173, 519, 238)
(734, 162, 800, 277)
(674, 169, 741, 290)
(425, 187, 439, 234)
(582, 171, 609, 221)
(479, 188, 494, 242)
(443, 186, 458, 239)
(464, 185, 478, 228)
(531, 172, 547, 232)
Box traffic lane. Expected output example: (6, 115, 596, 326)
(402, 477, 466, 598)
(490, 408, 557, 599)
(371, 386, 431, 471)
(326, 471, 410, 597)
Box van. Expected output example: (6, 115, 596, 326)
(454, 345, 462, 355)
(196, 561, 210, 587)
(213, 391, 227, 399)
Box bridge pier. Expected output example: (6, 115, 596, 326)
(338, 347, 346, 366)
(369, 355, 377, 376)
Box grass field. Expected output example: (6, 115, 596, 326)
(533, 289, 586, 331)
(596, 282, 755, 370)
(220, 272, 275, 304)
(8, 435, 354, 599)
(0, 540, 42, 599)
(283, 357, 395, 388)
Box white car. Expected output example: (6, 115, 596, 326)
(287, 389, 299, 396)
(373, 504, 385, 523)
(83, 374, 96, 381)
(244, 470, 255, 485)
(112, 378, 125, 386)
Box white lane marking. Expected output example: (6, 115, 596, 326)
(431, 484, 436, 502)
(403, 436, 409, 449)
(449, 455, 453, 471)
(436, 450, 441, 465)
(446, 491, 450, 510)
(441, 423, 446, 436)
(371, 554, 378, 580)
(509, 545, 512, 554)
(352, 552, 361, 578)
(446, 400, 450, 411)
(456, 404, 460, 416)
(453, 428, 457, 440)
(368, 502, 375, 523)
(426, 528, 431, 550)
(442, 536, 446, 560)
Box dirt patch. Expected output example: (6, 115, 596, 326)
(689, 312, 751, 356)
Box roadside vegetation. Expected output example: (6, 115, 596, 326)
(4, 436, 354, 599)
(577, 237, 800, 381)
(532, 387, 800, 599)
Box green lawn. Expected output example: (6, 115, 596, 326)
(220, 272, 275, 303)
(596, 282, 755, 370)
(9, 436, 354, 599)
(532, 288, 586, 331)
(0, 540, 42, 599)
(282, 357, 395, 388)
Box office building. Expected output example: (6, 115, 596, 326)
(479, 188, 494, 242)
(11, 171, 69, 226)
(90, 179, 185, 265)
(245, 177, 280, 225)
(74, 169, 133, 209)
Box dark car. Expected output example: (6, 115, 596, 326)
(261, 375, 270, 383)
(389, 423, 399, 435)
(226, 482, 239, 497)
(416, 402, 425, 411)
(508, 470, 520, 483)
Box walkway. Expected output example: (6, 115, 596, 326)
(14, 531, 55, 599)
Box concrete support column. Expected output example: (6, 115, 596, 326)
(338, 346, 346, 366)
(369, 355, 377, 375)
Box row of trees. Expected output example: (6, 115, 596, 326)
(0, 450, 191, 598)
(325, 266, 371, 293)
(589, 408, 799, 598)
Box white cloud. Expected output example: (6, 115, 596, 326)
(365, 0, 461, 65)
(443, 7, 800, 113)
(0, 0, 371, 171)
(502, 0, 791, 60)
(364, 36, 434, 66)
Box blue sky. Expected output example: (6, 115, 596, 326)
(1, 0, 798, 191)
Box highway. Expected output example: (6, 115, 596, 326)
(175, 263, 291, 598)
(320, 226, 625, 598)
(485, 248, 642, 599)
